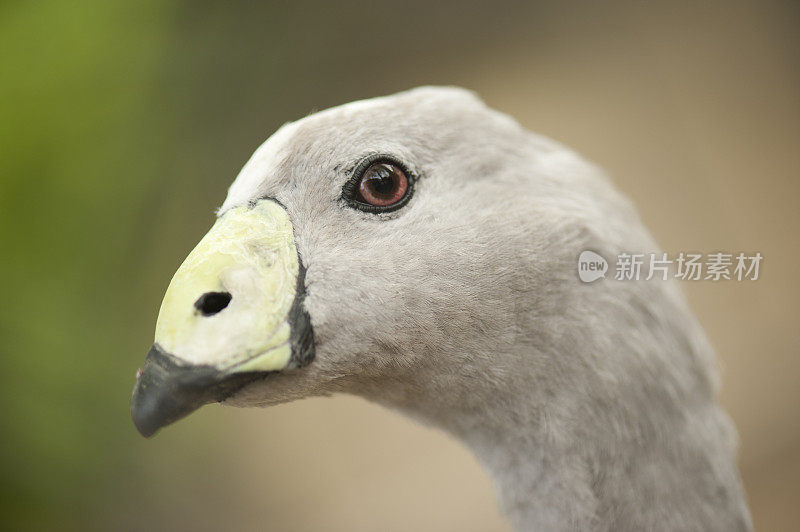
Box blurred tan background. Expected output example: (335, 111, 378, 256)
(1, 1, 798, 530)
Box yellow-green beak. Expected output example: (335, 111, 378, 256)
(131, 199, 314, 438)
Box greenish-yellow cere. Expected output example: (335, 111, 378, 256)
(155, 200, 298, 372)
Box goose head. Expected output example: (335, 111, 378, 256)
(130, 87, 750, 530)
(132, 86, 559, 436)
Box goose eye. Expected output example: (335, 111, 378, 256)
(357, 162, 408, 207)
(343, 156, 415, 213)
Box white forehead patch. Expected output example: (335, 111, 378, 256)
(220, 96, 393, 214)
(220, 120, 301, 214)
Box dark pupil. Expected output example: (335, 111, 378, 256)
(365, 164, 396, 196)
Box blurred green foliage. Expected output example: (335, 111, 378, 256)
(0, 1, 176, 527)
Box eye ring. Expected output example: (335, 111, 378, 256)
(342, 155, 415, 213)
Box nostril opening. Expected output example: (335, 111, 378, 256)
(194, 291, 232, 316)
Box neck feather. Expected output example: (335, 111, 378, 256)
(356, 286, 751, 531)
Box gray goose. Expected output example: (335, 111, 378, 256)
(131, 87, 751, 531)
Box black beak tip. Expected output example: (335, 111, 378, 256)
(130, 383, 163, 438)
(129, 345, 211, 439)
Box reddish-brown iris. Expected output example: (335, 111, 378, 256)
(357, 162, 408, 207)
